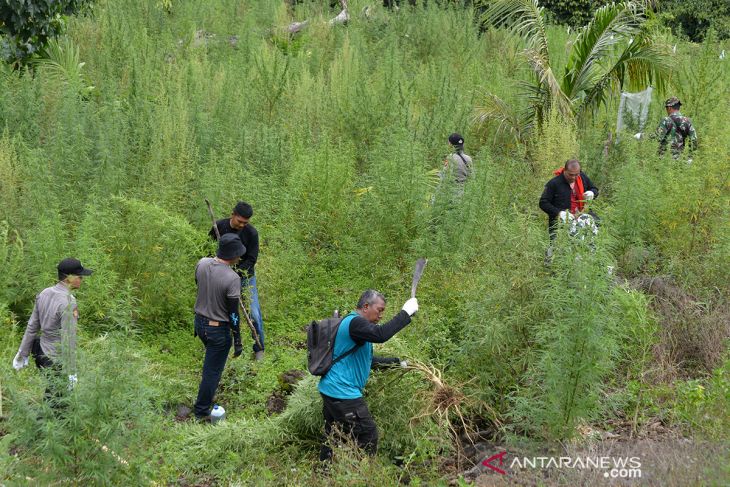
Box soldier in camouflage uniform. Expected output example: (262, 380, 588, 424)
(654, 97, 697, 158)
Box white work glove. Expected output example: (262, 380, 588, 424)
(12, 351, 29, 371)
(559, 210, 568, 223)
(400, 360, 408, 368)
(583, 190, 595, 201)
(68, 374, 78, 390)
(633, 132, 643, 140)
(402, 298, 419, 316)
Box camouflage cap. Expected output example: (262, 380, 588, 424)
(664, 96, 682, 107)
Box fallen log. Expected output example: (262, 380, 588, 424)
(286, 0, 349, 34)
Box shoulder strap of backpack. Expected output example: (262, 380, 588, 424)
(456, 152, 470, 168)
(329, 313, 363, 366)
(331, 342, 363, 366)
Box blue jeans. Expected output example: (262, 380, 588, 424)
(242, 275, 265, 352)
(193, 315, 232, 417)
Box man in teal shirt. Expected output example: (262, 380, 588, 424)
(318, 290, 418, 461)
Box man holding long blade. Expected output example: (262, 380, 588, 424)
(206, 200, 265, 360)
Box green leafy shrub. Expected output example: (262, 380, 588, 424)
(658, 0, 730, 41)
(512, 228, 620, 439)
(540, 0, 610, 27)
(73, 197, 208, 330)
(671, 358, 730, 440)
(0, 0, 94, 65)
(3, 333, 162, 484)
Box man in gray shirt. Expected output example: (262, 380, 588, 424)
(434, 133, 474, 205)
(193, 233, 246, 420)
(13, 258, 93, 403)
(445, 133, 473, 185)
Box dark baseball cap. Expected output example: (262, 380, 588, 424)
(448, 133, 464, 146)
(216, 234, 246, 260)
(665, 96, 681, 107)
(58, 258, 94, 277)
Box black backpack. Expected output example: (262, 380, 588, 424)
(307, 314, 362, 376)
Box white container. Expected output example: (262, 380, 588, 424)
(211, 404, 226, 423)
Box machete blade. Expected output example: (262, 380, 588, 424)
(411, 258, 427, 299)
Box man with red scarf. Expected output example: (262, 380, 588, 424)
(539, 159, 599, 237)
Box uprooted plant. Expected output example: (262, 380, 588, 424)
(405, 361, 501, 450)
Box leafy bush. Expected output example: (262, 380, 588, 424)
(658, 0, 730, 41)
(540, 0, 610, 27)
(671, 357, 730, 440)
(0, 0, 93, 65)
(2, 333, 162, 484)
(511, 227, 620, 439)
(73, 197, 209, 330)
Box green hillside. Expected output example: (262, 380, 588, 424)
(0, 0, 728, 484)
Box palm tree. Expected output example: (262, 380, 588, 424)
(475, 0, 672, 145)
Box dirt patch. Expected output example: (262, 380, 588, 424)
(629, 275, 730, 377)
(450, 419, 729, 486)
(266, 369, 307, 416)
(174, 405, 193, 423)
(266, 391, 287, 415)
(279, 369, 306, 393)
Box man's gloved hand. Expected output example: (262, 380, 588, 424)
(402, 298, 419, 316)
(233, 334, 243, 358)
(12, 351, 29, 371)
(559, 210, 568, 223)
(68, 374, 78, 390)
(633, 132, 643, 140)
(400, 360, 408, 368)
(583, 190, 595, 201)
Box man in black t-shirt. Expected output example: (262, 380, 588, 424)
(209, 201, 265, 360)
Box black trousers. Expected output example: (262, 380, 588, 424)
(319, 394, 378, 461)
(31, 338, 65, 408)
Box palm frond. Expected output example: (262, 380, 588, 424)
(32, 37, 94, 94)
(481, 0, 550, 60)
(563, 2, 642, 100)
(524, 48, 573, 118)
(622, 36, 672, 92)
(473, 93, 531, 145)
(575, 33, 672, 123)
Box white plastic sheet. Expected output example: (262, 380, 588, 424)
(616, 87, 653, 141)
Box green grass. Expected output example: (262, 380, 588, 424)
(0, 0, 728, 484)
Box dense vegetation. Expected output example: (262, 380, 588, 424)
(0, 0, 728, 484)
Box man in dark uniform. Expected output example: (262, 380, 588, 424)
(209, 201, 265, 360)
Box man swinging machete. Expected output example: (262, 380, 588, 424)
(317, 258, 426, 461)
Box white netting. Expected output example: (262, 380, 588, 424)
(616, 87, 653, 140)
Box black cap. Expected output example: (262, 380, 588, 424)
(217, 234, 246, 260)
(448, 133, 464, 146)
(58, 258, 93, 277)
